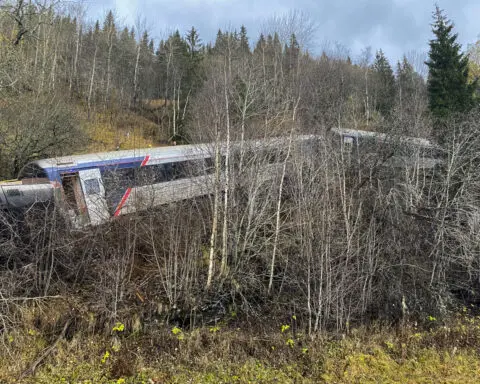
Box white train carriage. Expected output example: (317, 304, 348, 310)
(1, 136, 315, 227)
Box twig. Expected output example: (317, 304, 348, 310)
(0, 295, 63, 302)
(19, 319, 71, 380)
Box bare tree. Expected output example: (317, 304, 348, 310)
(261, 9, 318, 50)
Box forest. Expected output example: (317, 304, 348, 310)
(1, 1, 480, 382)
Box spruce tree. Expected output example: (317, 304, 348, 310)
(254, 34, 266, 55)
(186, 27, 202, 62)
(425, 6, 477, 118)
(372, 49, 396, 116)
(239, 25, 250, 56)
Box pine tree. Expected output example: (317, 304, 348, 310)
(425, 6, 477, 118)
(372, 49, 396, 116)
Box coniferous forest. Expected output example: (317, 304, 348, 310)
(1, 2, 480, 382)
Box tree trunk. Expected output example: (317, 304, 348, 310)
(221, 62, 231, 275)
(87, 45, 98, 119)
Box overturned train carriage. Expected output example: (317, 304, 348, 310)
(0, 130, 443, 228)
(0, 136, 315, 227)
(330, 127, 444, 169)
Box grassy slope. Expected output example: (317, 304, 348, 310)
(82, 110, 159, 153)
(1, 307, 480, 383)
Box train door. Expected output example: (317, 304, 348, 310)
(78, 169, 110, 225)
(61, 172, 88, 227)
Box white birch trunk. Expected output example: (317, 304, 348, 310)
(71, 24, 81, 92)
(221, 63, 231, 275)
(87, 45, 98, 118)
(133, 43, 141, 108)
(105, 27, 114, 108)
(206, 122, 221, 289)
(268, 98, 300, 294)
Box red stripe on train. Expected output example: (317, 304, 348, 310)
(141, 155, 150, 167)
(114, 187, 132, 217)
(113, 155, 148, 217)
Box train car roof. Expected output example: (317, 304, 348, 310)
(330, 127, 437, 149)
(28, 135, 318, 173)
(33, 145, 208, 168)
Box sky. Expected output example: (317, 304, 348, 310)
(84, 0, 479, 68)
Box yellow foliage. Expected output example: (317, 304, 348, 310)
(82, 110, 159, 153)
(143, 98, 175, 110)
(469, 61, 480, 83)
(468, 40, 480, 83)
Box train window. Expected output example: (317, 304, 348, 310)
(169, 159, 212, 179)
(18, 164, 48, 179)
(162, 163, 173, 180)
(343, 136, 354, 151)
(255, 148, 286, 164)
(172, 161, 188, 179)
(103, 159, 215, 193)
(102, 168, 135, 189)
(205, 157, 215, 171)
(84, 179, 101, 195)
(6, 189, 22, 197)
(136, 164, 168, 186)
(200, 158, 215, 175)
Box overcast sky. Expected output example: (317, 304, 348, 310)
(85, 0, 479, 66)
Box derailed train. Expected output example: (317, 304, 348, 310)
(0, 135, 317, 227)
(0, 129, 440, 227)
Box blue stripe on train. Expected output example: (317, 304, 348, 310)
(44, 157, 145, 182)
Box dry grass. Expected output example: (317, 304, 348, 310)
(2, 303, 480, 383)
(83, 111, 158, 153)
(143, 98, 175, 110)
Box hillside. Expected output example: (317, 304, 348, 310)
(1, 1, 480, 383)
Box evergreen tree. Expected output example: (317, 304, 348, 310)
(253, 33, 266, 56)
(285, 33, 300, 73)
(425, 6, 477, 118)
(184, 27, 204, 95)
(394, 56, 427, 128)
(102, 10, 115, 33)
(396, 56, 423, 101)
(94, 20, 100, 35)
(186, 26, 202, 59)
(214, 29, 227, 55)
(239, 25, 250, 56)
(272, 33, 282, 55)
(372, 49, 396, 116)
